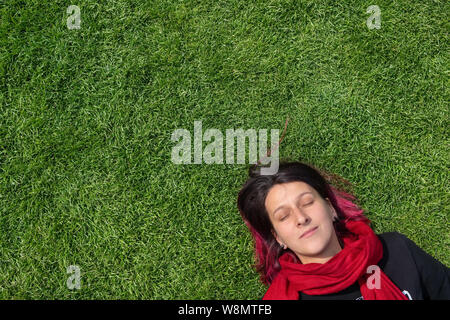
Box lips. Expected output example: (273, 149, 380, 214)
(300, 226, 318, 238)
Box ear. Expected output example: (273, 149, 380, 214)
(271, 229, 283, 246)
(325, 197, 338, 220)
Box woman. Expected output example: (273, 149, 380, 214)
(237, 161, 450, 300)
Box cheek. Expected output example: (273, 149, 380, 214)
(277, 224, 292, 237)
(276, 224, 297, 242)
(314, 207, 334, 226)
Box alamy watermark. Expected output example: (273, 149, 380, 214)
(66, 265, 81, 290)
(366, 265, 381, 289)
(365, 265, 412, 299)
(366, 5, 381, 30)
(65, 5, 380, 31)
(171, 121, 280, 175)
(67, 5, 81, 30)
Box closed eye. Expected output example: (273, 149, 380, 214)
(297, 200, 313, 208)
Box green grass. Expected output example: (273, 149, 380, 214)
(0, 0, 448, 299)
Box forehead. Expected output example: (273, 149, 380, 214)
(265, 181, 315, 211)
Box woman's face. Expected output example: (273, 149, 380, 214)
(265, 181, 342, 264)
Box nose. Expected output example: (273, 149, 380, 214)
(293, 206, 310, 225)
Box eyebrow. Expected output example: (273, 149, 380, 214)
(272, 191, 313, 217)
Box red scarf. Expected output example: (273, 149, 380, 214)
(263, 220, 408, 300)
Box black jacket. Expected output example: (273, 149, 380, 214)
(265, 232, 450, 300)
(300, 232, 450, 300)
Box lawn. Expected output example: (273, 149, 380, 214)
(0, 0, 448, 299)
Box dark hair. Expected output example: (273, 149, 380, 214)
(237, 160, 370, 285)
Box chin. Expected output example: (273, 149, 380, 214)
(301, 234, 332, 255)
